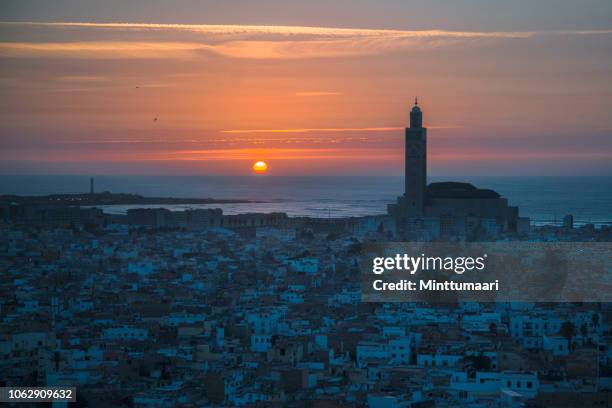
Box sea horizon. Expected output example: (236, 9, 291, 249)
(1, 175, 610, 227)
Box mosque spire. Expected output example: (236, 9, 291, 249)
(409, 97, 422, 128)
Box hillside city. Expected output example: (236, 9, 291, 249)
(1, 206, 611, 407)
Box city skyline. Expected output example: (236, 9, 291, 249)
(1, 4, 611, 406)
(1, 0, 611, 176)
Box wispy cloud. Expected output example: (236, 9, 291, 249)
(222, 126, 458, 133)
(0, 38, 484, 60)
(0, 21, 538, 38)
(222, 127, 403, 134)
(163, 147, 400, 161)
(295, 91, 341, 97)
(57, 75, 109, 82)
(1, 21, 609, 60)
(0, 41, 206, 59)
(3, 21, 610, 39)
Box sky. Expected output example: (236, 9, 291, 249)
(0, 0, 611, 176)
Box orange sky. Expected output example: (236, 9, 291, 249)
(0, 9, 611, 175)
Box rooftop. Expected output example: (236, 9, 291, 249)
(427, 182, 501, 199)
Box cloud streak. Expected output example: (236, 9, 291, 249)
(0, 21, 537, 38)
(222, 127, 403, 134)
(295, 91, 341, 97)
(156, 147, 402, 161)
(1, 21, 610, 60)
(0, 41, 206, 59)
(222, 126, 458, 133)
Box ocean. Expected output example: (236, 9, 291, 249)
(1, 175, 610, 226)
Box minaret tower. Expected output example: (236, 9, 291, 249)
(404, 97, 427, 215)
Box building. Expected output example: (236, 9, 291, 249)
(126, 207, 286, 231)
(404, 97, 427, 216)
(1, 204, 104, 227)
(127, 208, 172, 228)
(388, 99, 528, 239)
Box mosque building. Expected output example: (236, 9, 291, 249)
(387, 99, 529, 240)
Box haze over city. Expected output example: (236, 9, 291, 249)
(1, 0, 611, 176)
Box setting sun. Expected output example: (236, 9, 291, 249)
(253, 161, 268, 173)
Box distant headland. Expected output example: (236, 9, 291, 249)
(0, 192, 260, 206)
